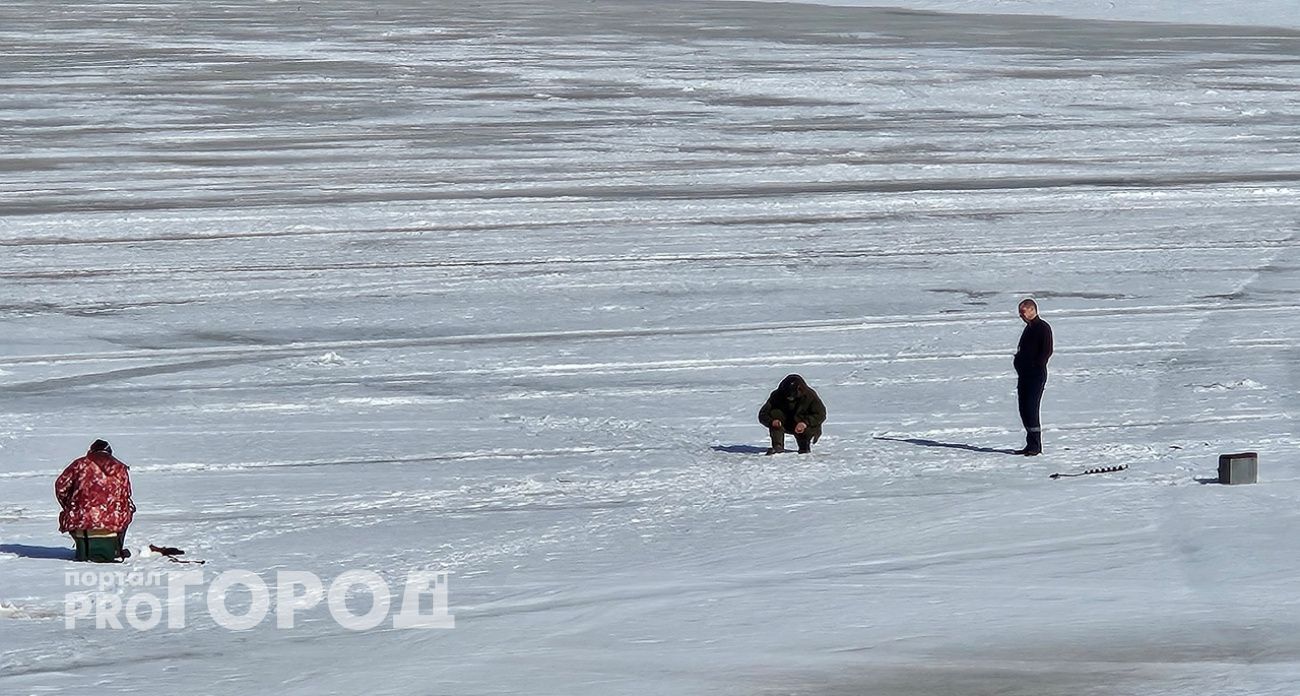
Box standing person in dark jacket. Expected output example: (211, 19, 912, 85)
(759, 374, 827, 454)
(1013, 299, 1053, 455)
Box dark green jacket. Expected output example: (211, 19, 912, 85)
(758, 387, 827, 437)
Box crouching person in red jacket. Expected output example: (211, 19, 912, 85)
(55, 439, 135, 562)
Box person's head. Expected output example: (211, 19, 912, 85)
(779, 374, 807, 397)
(1018, 299, 1038, 323)
(89, 439, 112, 456)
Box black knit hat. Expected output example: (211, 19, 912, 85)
(89, 439, 112, 455)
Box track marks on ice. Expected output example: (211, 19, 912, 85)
(0, 444, 674, 480)
(4, 238, 1299, 277)
(456, 527, 1150, 620)
(3, 300, 1297, 370)
(2, 355, 283, 394)
(6, 171, 1300, 215)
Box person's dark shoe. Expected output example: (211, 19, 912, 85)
(795, 434, 813, 454)
(1014, 448, 1041, 456)
(765, 446, 786, 455)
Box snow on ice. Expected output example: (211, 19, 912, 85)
(1, 0, 1298, 694)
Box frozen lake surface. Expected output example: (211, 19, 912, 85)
(2, 1, 1299, 694)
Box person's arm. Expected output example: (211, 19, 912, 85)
(1014, 328, 1028, 372)
(801, 394, 827, 428)
(124, 470, 136, 514)
(54, 462, 77, 509)
(759, 393, 784, 426)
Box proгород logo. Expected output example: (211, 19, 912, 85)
(64, 568, 454, 631)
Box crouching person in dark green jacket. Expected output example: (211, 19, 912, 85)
(759, 374, 827, 455)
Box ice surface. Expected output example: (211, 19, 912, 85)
(1, 0, 1298, 694)
(730, 0, 1300, 30)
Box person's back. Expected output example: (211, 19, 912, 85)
(55, 439, 134, 561)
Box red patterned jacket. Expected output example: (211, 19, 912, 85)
(55, 450, 135, 533)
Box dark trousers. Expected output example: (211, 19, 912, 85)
(769, 424, 814, 453)
(1017, 374, 1046, 451)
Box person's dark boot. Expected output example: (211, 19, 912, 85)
(767, 427, 786, 455)
(1015, 431, 1042, 456)
(795, 433, 813, 454)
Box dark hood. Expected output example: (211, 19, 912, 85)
(779, 373, 809, 398)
